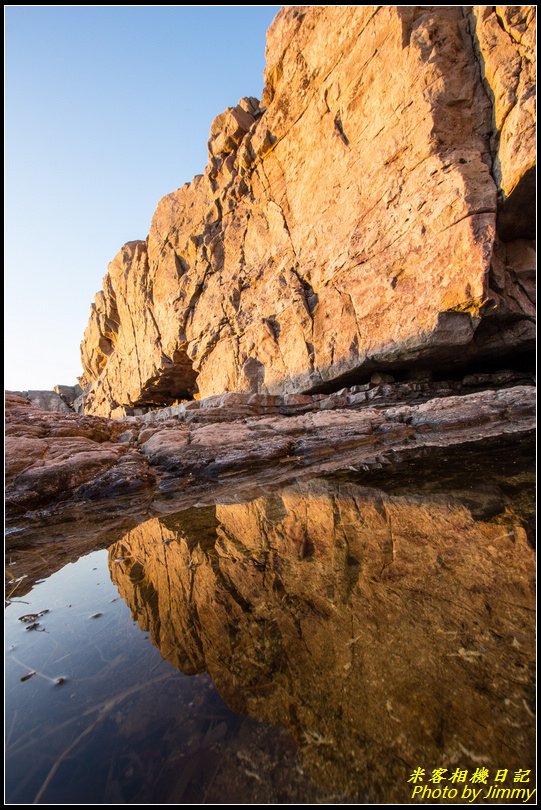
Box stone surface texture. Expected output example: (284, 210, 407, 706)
(5, 384, 535, 519)
(53, 384, 82, 407)
(469, 6, 536, 238)
(78, 6, 536, 417)
(14, 390, 73, 413)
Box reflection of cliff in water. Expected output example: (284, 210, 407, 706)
(109, 470, 535, 802)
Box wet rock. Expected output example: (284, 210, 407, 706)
(4, 386, 535, 519)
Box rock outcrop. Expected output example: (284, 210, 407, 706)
(5, 384, 535, 520)
(53, 383, 83, 409)
(5, 392, 150, 514)
(14, 390, 73, 413)
(109, 476, 535, 801)
(469, 6, 536, 239)
(79, 6, 536, 417)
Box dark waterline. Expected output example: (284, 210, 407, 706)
(5, 443, 536, 804)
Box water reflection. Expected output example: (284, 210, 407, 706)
(6, 549, 324, 805)
(109, 477, 535, 802)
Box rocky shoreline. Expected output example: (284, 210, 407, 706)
(7, 439, 535, 802)
(5, 377, 535, 630)
(6, 377, 535, 522)
(5, 2, 536, 637)
(7, 5, 535, 541)
(5, 7, 536, 805)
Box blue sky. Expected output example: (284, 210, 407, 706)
(5, 5, 280, 391)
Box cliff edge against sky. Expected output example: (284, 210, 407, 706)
(79, 6, 535, 417)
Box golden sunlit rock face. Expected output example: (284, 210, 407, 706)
(469, 6, 536, 238)
(109, 478, 535, 802)
(80, 6, 536, 416)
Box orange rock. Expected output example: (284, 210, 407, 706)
(469, 6, 536, 238)
(79, 7, 536, 417)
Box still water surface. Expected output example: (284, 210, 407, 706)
(5, 446, 536, 803)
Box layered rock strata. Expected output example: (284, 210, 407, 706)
(79, 6, 536, 417)
(5, 384, 535, 520)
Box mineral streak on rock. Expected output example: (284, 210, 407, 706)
(108, 477, 535, 802)
(78, 6, 536, 417)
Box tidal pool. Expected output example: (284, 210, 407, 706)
(5, 443, 536, 803)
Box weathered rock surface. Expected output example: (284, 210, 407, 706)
(5, 392, 152, 514)
(109, 475, 535, 801)
(13, 390, 72, 413)
(5, 384, 535, 522)
(469, 6, 536, 239)
(79, 6, 536, 417)
(53, 383, 82, 407)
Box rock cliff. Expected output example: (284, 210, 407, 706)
(79, 6, 536, 417)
